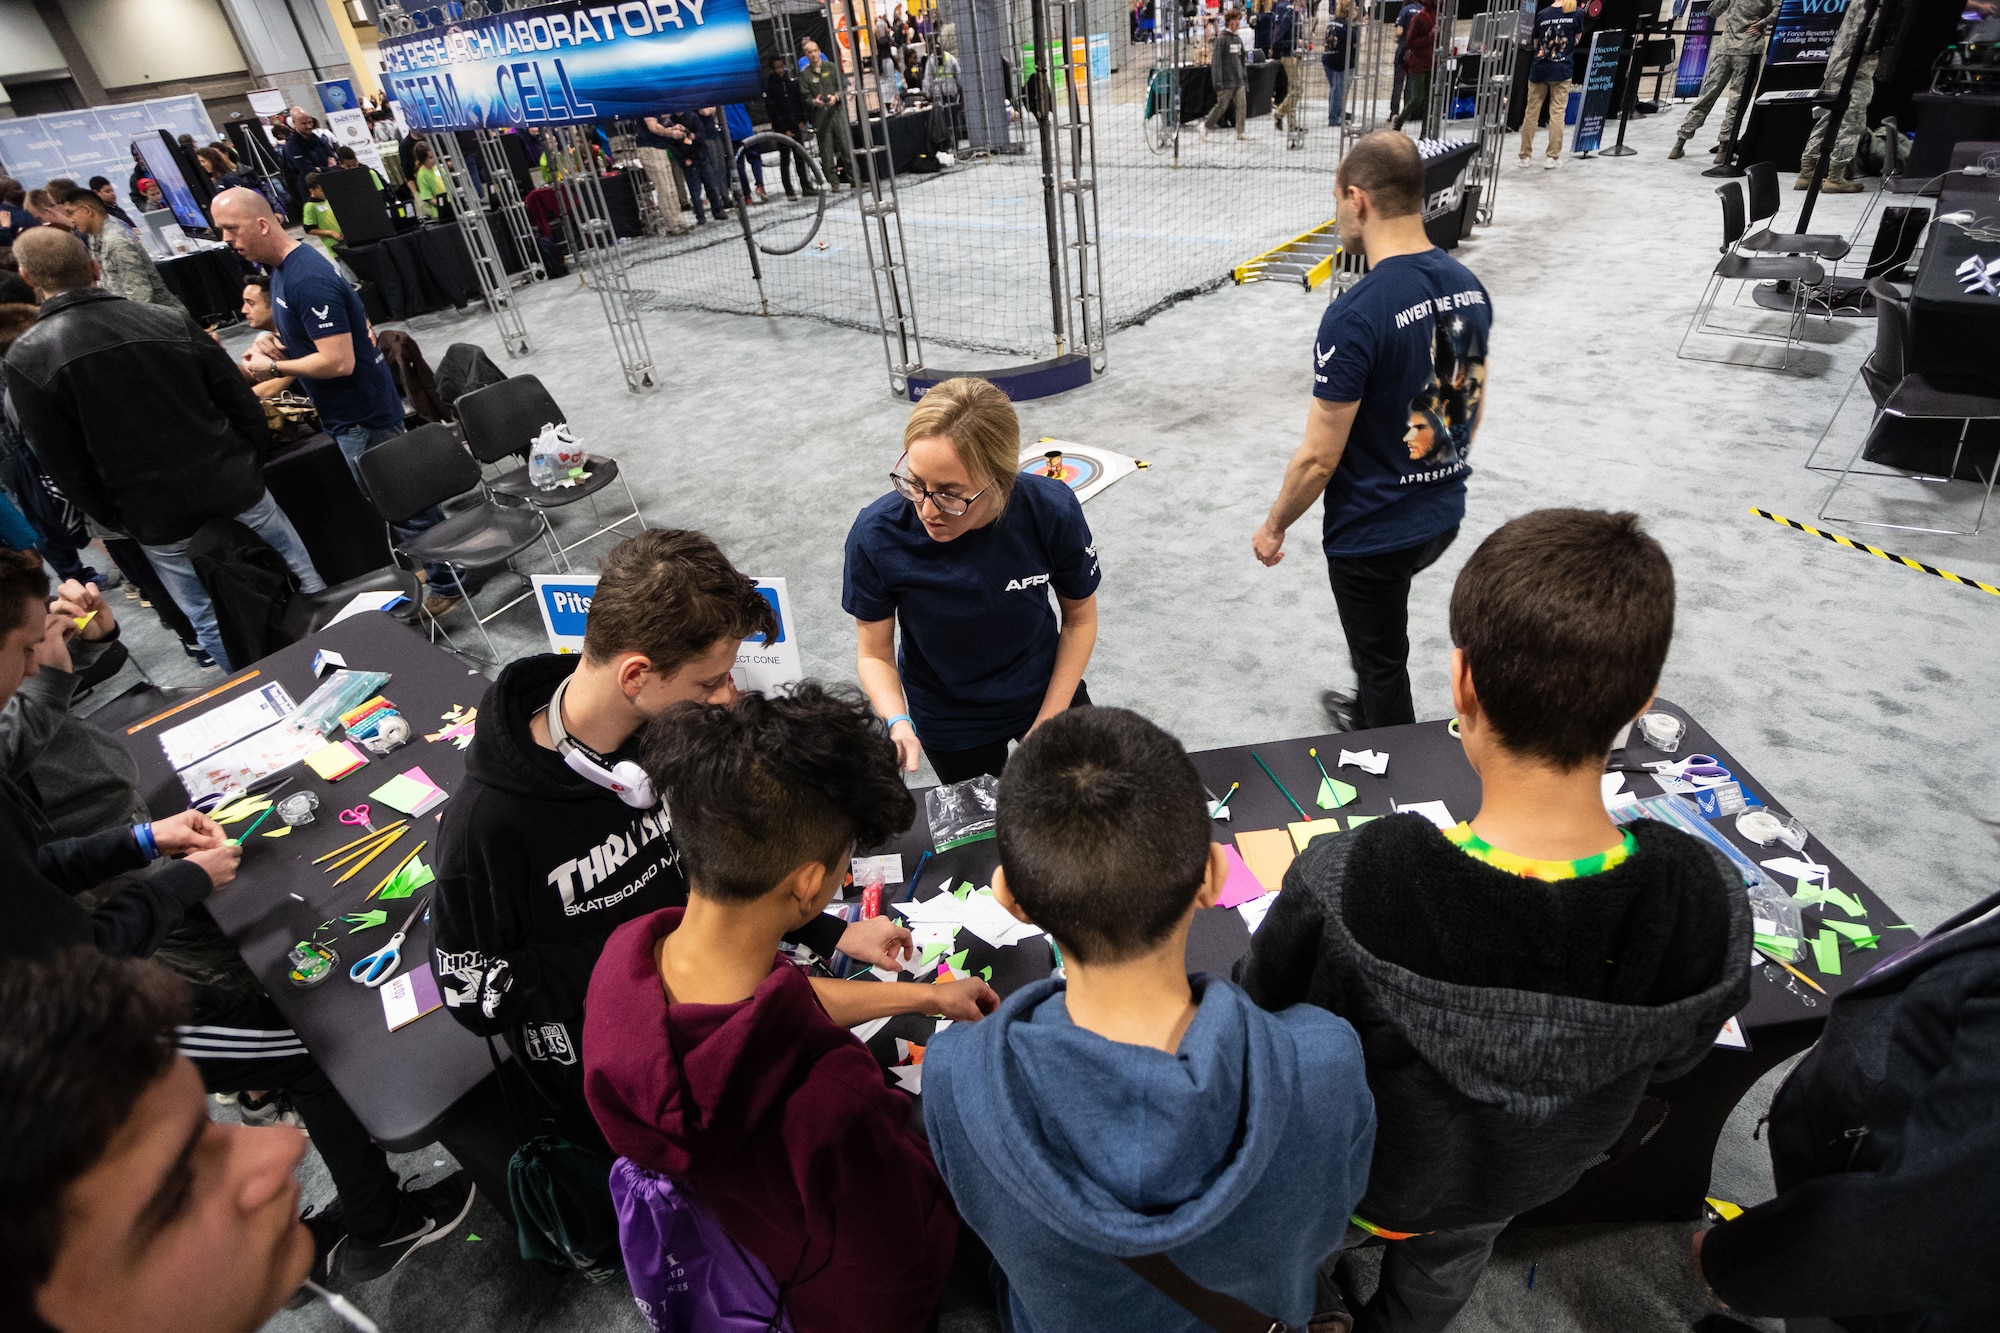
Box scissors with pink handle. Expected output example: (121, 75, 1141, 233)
(339, 804, 376, 833)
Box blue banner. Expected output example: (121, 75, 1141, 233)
(0, 95, 214, 195)
(316, 78, 361, 113)
(1570, 29, 1622, 153)
(1676, 1, 1712, 98)
(379, 0, 761, 131)
(1765, 0, 1847, 65)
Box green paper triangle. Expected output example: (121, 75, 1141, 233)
(1345, 814, 1379, 827)
(344, 910, 388, 933)
(1317, 776, 1358, 810)
(1820, 918, 1874, 942)
(919, 941, 948, 966)
(1809, 929, 1842, 976)
(947, 949, 969, 972)
(979, 966, 993, 981)
(1753, 932, 1797, 958)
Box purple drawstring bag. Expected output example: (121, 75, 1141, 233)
(609, 1157, 795, 1333)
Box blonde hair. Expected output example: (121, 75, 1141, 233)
(903, 377, 1020, 510)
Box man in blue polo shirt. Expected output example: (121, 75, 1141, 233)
(1252, 132, 1491, 733)
(210, 188, 465, 617)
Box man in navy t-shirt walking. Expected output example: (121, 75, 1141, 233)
(210, 188, 465, 618)
(1253, 131, 1491, 731)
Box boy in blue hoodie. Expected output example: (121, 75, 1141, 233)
(923, 706, 1376, 1332)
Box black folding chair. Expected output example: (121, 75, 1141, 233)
(1741, 162, 1852, 264)
(455, 374, 647, 566)
(1809, 278, 2000, 535)
(354, 424, 553, 659)
(1676, 181, 1825, 371)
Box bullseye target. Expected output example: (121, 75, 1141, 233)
(1015, 439, 1139, 504)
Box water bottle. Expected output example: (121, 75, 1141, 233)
(528, 423, 559, 489)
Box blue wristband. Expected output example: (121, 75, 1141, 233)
(884, 713, 914, 731)
(133, 822, 158, 860)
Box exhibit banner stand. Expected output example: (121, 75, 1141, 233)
(1570, 31, 1624, 156)
(531, 574, 803, 694)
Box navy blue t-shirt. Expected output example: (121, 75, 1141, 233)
(1311, 247, 1491, 558)
(1528, 5, 1581, 82)
(842, 472, 1101, 750)
(270, 242, 404, 433)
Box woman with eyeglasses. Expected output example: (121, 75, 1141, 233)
(843, 376, 1101, 785)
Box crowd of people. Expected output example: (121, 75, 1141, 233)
(0, 98, 1993, 1333)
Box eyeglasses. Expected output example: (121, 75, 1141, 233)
(889, 453, 988, 518)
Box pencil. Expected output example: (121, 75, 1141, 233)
(366, 841, 428, 900)
(1309, 748, 1336, 786)
(323, 827, 406, 874)
(125, 670, 260, 735)
(332, 830, 405, 887)
(230, 805, 277, 846)
(1211, 782, 1238, 814)
(1252, 752, 1309, 820)
(312, 820, 410, 865)
(1775, 955, 1829, 996)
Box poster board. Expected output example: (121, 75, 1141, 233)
(325, 109, 387, 174)
(1570, 30, 1623, 154)
(1765, 0, 1848, 65)
(0, 94, 216, 195)
(530, 574, 803, 694)
(1676, 1, 1713, 98)
(378, 0, 761, 130)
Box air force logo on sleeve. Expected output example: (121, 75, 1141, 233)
(1314, 338, 1336, 384)
(311, 304, 331, 321)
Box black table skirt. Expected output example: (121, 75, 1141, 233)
(336, 225, 480, 321)
(159, 247, 249, 327)
(1174, 60, 1282, 126)
(849, 109, 934, 181)
(871, 699, 1907, 1229)
(264, 430, 391, 586)
(1906, 223, 2000, 396)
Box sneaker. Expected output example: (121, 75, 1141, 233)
(1544, 155, 1560, 170)
(1517, 153, 1530, 166)
(1822, 177, 1863, 193)
(237, 1091, 307, 1131)
(285, 1202, 349, 1308)
(337, 1173, 476, 1283)
(1319, 690, 1362, 733)
(423, 593, 463, 620)
(182, 642, 217, 669)
(1667, 138, 1685, 160)
(1199, 124, 1212, 141)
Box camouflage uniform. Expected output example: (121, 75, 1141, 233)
(86, 223, 188, 316)
(798, 56, 848, 187)
(1674, 0, 1778, 151)
(1799, 0, 1896, 181)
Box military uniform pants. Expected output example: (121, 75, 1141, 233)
(1801, 49, 1878, 177)
(811, 107, 848, 184)
(634, 146, 689, 233)
(1678, 48, 1754, 145)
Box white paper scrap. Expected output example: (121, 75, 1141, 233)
(327, 589, 409, 626)
(1761, 857, 1829, 883)
(1713, 1015, 1748, 1049)
(1338, 748, 1390, 776)
(1238, 889, 1280, 934)
(850, 1016, 893, 1043)
(889, 1065, 924, 1095)
(850, 854, 905, 885)
(1393, 800, 1455, 831)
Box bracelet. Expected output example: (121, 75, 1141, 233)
(884, 713, 914, 732)
(133, 822, 158, 860)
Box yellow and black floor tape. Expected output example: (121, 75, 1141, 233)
(1750, 508, 2000, 597)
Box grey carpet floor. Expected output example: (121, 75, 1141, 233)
(98, 103, 1990, 1333)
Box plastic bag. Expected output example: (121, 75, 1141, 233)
(287, 669, 392, 738)
(924, 774, 999, 851)
(1613, 794, 1804, 951)
(529, 422, 562, 489)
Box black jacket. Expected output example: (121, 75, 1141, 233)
(765, 73, 808, 133)
(282, 130, 339, 186)
(189, 516, 299, 668)
(1701, 890, 2000, 1332)
(0, 774, 214, 962)
(4, 289, 268, 544)
(1237, 815, 1749, 1231)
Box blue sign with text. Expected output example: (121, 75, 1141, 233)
(1765, 0, 1848, 66)
(1570, 30, 1623, 155)
(378, 0, 761, 131)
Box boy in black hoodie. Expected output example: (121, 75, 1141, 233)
(432, 530, 916, 1148)
(1239, 509, 1751, 1333)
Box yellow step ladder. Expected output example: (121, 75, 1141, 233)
(1233, 219, 1341, 290)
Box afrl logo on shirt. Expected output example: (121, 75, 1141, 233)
(1005, 573, 1051, 592)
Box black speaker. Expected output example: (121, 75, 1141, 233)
(319, 167, 396, 244)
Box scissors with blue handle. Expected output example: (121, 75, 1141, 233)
(1646, 754, 1732, 783)
(349, 897, 429, 987)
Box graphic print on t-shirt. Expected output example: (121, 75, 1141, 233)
(1400, 303, 1490, 481)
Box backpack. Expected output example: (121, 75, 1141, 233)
(609, 1158, 795, 1333)
(509, 1134, 626, 1284)
(434, 341, 510, 412)
(187, 517, 300, 668)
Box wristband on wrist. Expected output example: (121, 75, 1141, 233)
(133, 822, 158, 860)
(884, 713, 914, 732)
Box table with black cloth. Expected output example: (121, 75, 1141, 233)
(335, 224, 480, 321)
(849, 108, 935, 181)
(264, 429, 392, 587)
(862, 699, 1911, 1229)
(116, 614, 496, 1150)
(159, 246, 249, 327)
(1166, 59, 1281, 125)
(1859, 220, 2000, 480)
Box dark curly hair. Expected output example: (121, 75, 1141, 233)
(640, 681, 915, 903)
(0, 950, 189, 1333)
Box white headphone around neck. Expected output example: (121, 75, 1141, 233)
(547, 675, 657, 809)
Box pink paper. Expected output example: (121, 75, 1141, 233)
(1216, 846, 1268, 910)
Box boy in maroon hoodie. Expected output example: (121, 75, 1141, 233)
(583, 682, 997, 1333)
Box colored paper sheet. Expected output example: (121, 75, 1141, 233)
(1821, 886, 1867, 918)
(376, 859, 435, 900)
(1819, 918, 1872, 942)
(381, 964, 442, 1031)
(305, 740, 368, 782)
(1317, 776, 1358, 810)
(370, 768, 447, 816)
(1809, 930, 1843, 976)
(1234, 828, 1296, 892)
(262, 825, 293, 838)
(211, 797, 273, 824)
(1753, 933, 1798, 959)
(1216, 846, 1268, 910)
(1345, 814, 1379, 828)
(345, 910, 388, 932)
(946, 949, 969, 973)
(1288, 819, 1343, 853)
(1793, 880, 1826, 906)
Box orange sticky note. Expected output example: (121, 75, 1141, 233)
(1234, 828, 1297, 892)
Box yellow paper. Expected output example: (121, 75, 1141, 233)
(305, 741, 367, 782)
(1288, 819, 1342, 853)
(73, 610, 96, 632)
(212, 798, 273, 824)
(1234, 828, 1297, 892)
(262, 826, 293, 838)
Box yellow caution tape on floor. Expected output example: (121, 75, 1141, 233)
(1750, 508, 2000, 597)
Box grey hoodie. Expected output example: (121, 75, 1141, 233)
(1237, 816, 1750, 1231)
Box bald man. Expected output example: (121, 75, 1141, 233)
(5, 227, 325, 671)
(279, 109, 338, 222)
(210, 189, 466, 617)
